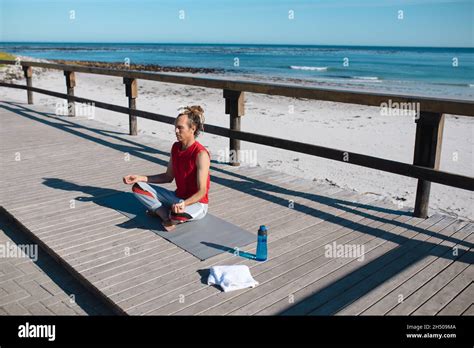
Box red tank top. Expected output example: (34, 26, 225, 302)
(171, 141, 210, 204)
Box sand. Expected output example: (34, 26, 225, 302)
(1, 57, 472, 221)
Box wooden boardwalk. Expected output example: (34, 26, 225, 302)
(0, 214, 113, 315)
(1, 99, 472, 316)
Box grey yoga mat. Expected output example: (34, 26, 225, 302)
(96, 192, 257, 260)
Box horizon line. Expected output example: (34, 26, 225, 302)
(0, 41, 472, 49)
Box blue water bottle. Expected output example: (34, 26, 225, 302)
(256, 225, 268, 261)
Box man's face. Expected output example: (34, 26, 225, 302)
(175, 114, 195, 142)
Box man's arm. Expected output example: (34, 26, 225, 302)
(123, 156, 174, 185)
(182, 151, 210, 207)
(146, 155, 175, 184)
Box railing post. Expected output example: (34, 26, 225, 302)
(123, 77, 138, 136)
(64, 71, 76, 117)
(22, 66, 33, 104)
(223, 89, 245, 166)
(413, 111, 445, 218)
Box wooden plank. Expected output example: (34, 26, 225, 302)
(38, 214, 129, 243)
(438, 283, 474, 315)
(211, 173, 301, 207)
(385, 240, 473, 315)
(461, 303, 474, 316)
(79, 242, 181, 278)
(223, 89, 244, 166)
(66, 231, 158, 266)
(29, 207, 129, 235)
(0, 151, 146, 178)
(310, 220, 470, 315)
(412, 264, 473, 315)
(69, 233, 160, 269)
(50, 221, 141, 252)
(336, 220, 471, 315)
(21, 66, 33, 104)
(64, 71, 76, 117)
(1, 165, 139, 198)
(413, 112, 445, 218)
(60, 228, 153, 259)
(0, 151, 141, 181)
(123, 77, 137, 135)
(89, 248, 192, 284)
(358, 223, 473, 315)
(1, 151, 147, 183)
(220, 180, 327, 227)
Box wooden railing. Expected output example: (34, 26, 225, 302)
(1, 59, 473, 219)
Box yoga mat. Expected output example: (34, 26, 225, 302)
(96, 192, 257, 260)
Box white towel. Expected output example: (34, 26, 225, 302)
(207, 265, 259, 292)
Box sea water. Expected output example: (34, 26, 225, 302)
(1, 42, 472, 99)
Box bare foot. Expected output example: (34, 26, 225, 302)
(162, 219, 176, 232)
(146, 208, 176, 231)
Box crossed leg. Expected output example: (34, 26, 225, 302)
(131, 182, 208, 231)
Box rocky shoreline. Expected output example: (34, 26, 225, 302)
(50, 59, 225, 74)
(1, 55, 226, 82)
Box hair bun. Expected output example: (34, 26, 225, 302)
(189, 105, 203, 115)
(189, 105, 204, 124)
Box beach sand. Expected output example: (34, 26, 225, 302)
(1, 58, 473, 221)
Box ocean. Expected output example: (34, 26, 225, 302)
(0, 42, 473, 99)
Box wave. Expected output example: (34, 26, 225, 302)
(290, 65, 328, 71)
(351, 76, 380, 80)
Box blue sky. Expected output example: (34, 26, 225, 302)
(0, 0, 472, 47)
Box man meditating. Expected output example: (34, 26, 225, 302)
(123, 105, 210, 231)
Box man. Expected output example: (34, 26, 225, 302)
(123, 106, 210, 231)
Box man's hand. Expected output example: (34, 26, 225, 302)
(171, 200, 186, 214)
(123, 175, 145, 185)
